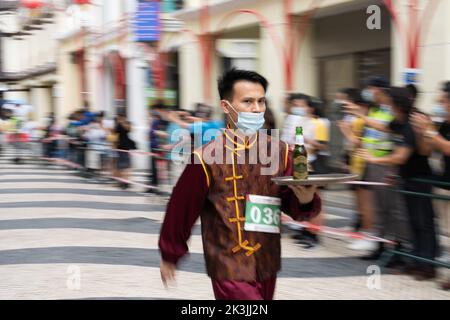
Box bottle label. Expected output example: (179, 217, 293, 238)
(293, 155, 308, 180)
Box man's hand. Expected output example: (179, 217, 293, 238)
(343, 102, 364, 118)
(160, 260, 177, 288)
(288, 185, 317, 204)
(337, 120, 351, 132)
(354, 148, 374, 162)
(410, 112, 432, 135)
(177, 111, 188, 116)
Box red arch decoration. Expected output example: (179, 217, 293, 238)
(20, 0, 44, 10)
(384, 0, 442, 69)
(216, 9, 289, 88)
(215, 0, 323, 91)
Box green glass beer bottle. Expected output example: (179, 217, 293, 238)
(293, 127, 308, 180)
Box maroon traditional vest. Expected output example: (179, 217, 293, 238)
(193, 130, 289, 281)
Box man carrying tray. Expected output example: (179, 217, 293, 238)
(158, 69, 322, 300)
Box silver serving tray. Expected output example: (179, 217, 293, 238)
(272, 174, 359, 186)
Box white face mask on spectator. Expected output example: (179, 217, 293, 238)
(432, 104, 448, 123)
(291, 107, 307, 117)
(362, 89, 375, 103)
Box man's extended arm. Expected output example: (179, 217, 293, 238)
(158, 154, 209, 264)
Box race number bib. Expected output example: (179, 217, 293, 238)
(244, 195, 281, 234)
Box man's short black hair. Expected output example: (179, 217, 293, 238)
(442, 81, 450, 100)
(218, 68, 268, 100)
(339, 88, 360, 103)
(95, 111, 105, 118)
(387, 87, 413, 115)
(291, 93, 312, 107)
(405, 84, 419, 100)
(310, 98, 324, 117)
(365, 75, 390, 89)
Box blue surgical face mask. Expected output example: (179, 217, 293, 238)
(224, 101, 265, 133)
(362, 89, 375, 103)
(291, 107, 307, 117)
(433, 104, 449, 118)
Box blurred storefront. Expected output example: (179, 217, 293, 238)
(0, 0, 60, 125)
(2, 0, 450, 143)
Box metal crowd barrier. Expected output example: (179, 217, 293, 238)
(379, 177, 450, 270)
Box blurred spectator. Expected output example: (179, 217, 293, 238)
(167, 103, 224, 147)
(337, 88, 365, 169)
(281, 93, 309, 146)
(147, 100, 170, 194)
(405, 84, 419, 109)
(309, 98, 331, 175)
(114, 114, 136, 189)
(83, 112, 109, 178)
(357, 87, 437, 278)
(346, 76, 408, 260)
(42, 114, 63, 159)
(5, 103, 34, 123)
(66, 111, 82, 165)
(337, 89, 376, 243)
(285, 94, 328, 248)
(411, 81, 450, 288)
(0, 110, 7, 155)
(67, 110, 89, 169)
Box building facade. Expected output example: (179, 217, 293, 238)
(2, 0, 450, 156)
(165, 0, 450, 123)
(1, 0, 60, 125)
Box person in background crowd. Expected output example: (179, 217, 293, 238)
(281, 93, 309, 146)
(337, 89, 376, 250)
(345, 76, 408, 261)
(157, 105, 186, 188)
(163, 109, 196, 185)
(411, 81, 450, 289)
(147, 101, 170, 195)
(10, 103, 33, 123)
(21, 118, 43, 160)
(73, 109, 90, 171)
(83, 112, 109, 179)
(0, 109, 16, 156)
(406, 84, 419, 109)
(309, 98, 331, 175)
(356, 87, 435, 278)
(166, 103, 225, 147)
(337, 88, 363, 172)
(0, 108, 8, 156)
(279, 93, 325, 248)
(292, 96, 330, 248)
(42, 113, 57, 159)
(114, 114, 136, 190)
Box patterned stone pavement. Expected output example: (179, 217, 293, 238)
(0, 149, 449, 300)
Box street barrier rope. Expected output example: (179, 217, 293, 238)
(281, 213, 397, 245)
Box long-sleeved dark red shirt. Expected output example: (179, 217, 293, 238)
(159, 151, 321, 265)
